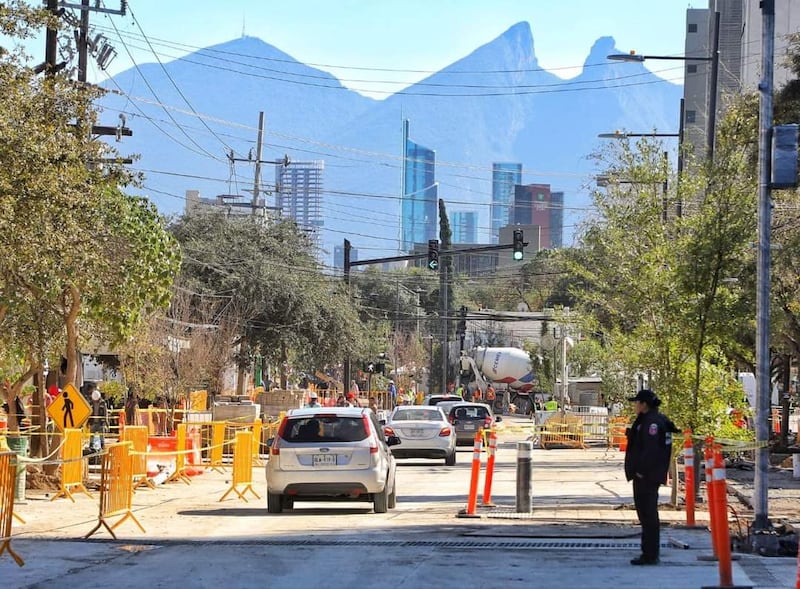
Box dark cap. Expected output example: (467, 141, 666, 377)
(627, 389, 659, 405)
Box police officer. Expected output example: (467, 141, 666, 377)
(624, 389, 678, 565)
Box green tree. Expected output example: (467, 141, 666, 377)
(170, 210, 362, 393)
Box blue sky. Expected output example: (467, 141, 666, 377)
(64, 0, 694, 97)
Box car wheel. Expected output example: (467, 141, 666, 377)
(267, 492, 283, 514)
(281, 495, 294, 510)
(445, 451, 456, 466)
(374, 486, 389, 513)
(388, 483, 397, 509)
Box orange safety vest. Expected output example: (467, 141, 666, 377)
(486, 387, 496, 401)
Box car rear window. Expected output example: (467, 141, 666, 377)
(452, 406, 490, 419)
(427, 396, 462, 406)
(392, 409, 443, 421)
(283, 416, 368, 443)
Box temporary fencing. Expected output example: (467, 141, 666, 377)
(540, 414, 586, 449)
(121, 426, 154, 490)
(251, 418, 263, 465)
(207, 421, 227, 472)
(609, 417, 628, 451)
(0, 451, 23, 566)
(167, 424, 191, 485)
(85, 441, 145, 539)
(219, 430, 260, 502)
(51, 428, 93, 502)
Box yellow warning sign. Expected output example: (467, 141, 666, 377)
(47, 383, 91, 432)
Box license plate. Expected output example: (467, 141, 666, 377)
(409, 429, 424, 438)
(313, 454, 337, 466)
(463, 424, 475, 430)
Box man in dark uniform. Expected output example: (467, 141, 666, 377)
(624, 389, 678, 565)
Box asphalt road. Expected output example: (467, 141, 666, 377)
(2, 418, 798, 588)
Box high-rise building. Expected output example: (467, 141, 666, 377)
(683, 1, 800, 158)
(334, 243, 358, 270)
(491, 163, 522, 244)
(452, 211, 478, 244)
(275, 161, 324, 248)
(512, 183, 562, 250)
(401, 120, 438, 252)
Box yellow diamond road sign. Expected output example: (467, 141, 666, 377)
(47, 383, 91, 432)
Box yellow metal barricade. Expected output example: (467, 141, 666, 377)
(167, 423, 191, 485)
(207, 421, 227, 473)
(51, 428, 92, 501)
(541, 415, 586, 449)
(219, 431, 260, 502)
(252, 418, 263, 465)
(608, 417, 629, 451)
(0, 452, 23, 566)
(122, 426, 154, 490)
(85, 442, 145, 539)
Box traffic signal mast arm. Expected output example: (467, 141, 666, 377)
(343, 240, 529, 276)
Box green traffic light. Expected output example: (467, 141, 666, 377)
(513, 251, 523, 261)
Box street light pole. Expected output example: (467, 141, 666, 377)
(754, 0, 775, 535)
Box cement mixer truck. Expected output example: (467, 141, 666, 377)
(459, 347, 537, 414)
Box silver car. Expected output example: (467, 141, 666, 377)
(266, 407, 400, 513)
(385, 405, 457, 466)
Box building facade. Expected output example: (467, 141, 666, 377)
(491, 163, 522, 244)
(512, 184, 562, 250)
(275, 160, 324, 248)
(683, 0, 800, 159)
(401, 120, 438, 252)
(333, 243, 358, 270)
(452, 211, 478, 244)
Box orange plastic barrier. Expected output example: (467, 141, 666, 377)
(219, 431, 260, 502)
(461, 430, 483, 517)
(85, 442, 145, 539)
(146, 436, 176, 479)
(482, 429, 498, 506)
(51, 428, 92, 502)
(122, 426, 154, 491)
(683, 430, 696, 527)
(709, 444, 734, 587)
(704, 436, 718, 560)
(0, 451, 23, 566)
(609, 417, 628, 451)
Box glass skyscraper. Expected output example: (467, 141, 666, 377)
(452, 211, 478, 244)
(401, 120, 438, 252)
(491, 163, 522, 244)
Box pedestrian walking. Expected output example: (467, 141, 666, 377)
(624, 389, 678, 566)
(387, 380, 397, 407)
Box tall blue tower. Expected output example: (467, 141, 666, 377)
(401, 120, 438, 252)
(491, 163, 522, 244)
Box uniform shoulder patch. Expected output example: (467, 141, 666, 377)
(648, 423, 659, 435)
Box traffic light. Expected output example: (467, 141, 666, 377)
(427, 239, 439, 271)
(512, 229, 524, 261)
(457, 305, 467, 337)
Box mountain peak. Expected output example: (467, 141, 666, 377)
(585, 36, 619, 66)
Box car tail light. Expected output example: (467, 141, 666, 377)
(365, 415, 378, 454)
(439, 427, 452, 437)
(384, 426, 395, 436)
(271, 417, 289, 456)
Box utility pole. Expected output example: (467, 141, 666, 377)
(252, 111, 265, 215)
(753, 0, 775, 536)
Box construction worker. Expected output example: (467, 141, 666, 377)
(485, 384, 496, 404)
(544, 397, 558, 412)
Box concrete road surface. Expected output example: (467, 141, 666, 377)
(2, 417, 797, 588)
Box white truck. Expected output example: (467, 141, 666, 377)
(459, 347, 537, 414)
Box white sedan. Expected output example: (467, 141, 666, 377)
(384, 406, 457, 466)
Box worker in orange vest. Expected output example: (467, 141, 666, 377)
(485, 385, 496, 403)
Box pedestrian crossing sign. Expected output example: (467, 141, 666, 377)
(47, 383, 91, 432)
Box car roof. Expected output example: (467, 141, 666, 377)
(286, 407, 369, 417)
(448, 402, 493, 410)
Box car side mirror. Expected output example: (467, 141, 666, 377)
(386, 435, 402, 446)
(495, 415, 502, 422)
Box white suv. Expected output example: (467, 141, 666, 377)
(266, 407, 400, 513)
